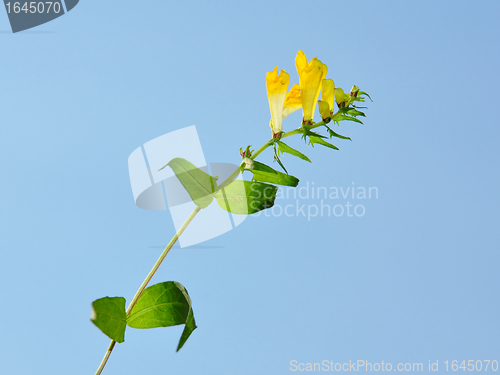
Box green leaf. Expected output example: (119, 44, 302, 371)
(358, 91, 373, 101)
(177, 308, 196, 352)
(213, 180, 278, 215)
(309, 135, 339, 150)
(324, 125, 352, 141)
(246, 160, 299, 187)
(160, 157, 216, 209)
(332, 114, 364, 124)
(91, 297, 127, 343)
(300, 125, 324, 140)
(277, 141, 312, 163)
(127, 281, 197, 351)
(273, 143, 288, 174)
(346, 108, 366, 117)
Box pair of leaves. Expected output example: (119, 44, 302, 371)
(91, 281, 196, 351)
(211, 157, 302, 215)
(271, 140, 311, 175)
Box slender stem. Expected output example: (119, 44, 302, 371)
(250, 121, 325, 161)
(249, 140, 273, 161)
(94, 206, 202, 375)
(215, 123, 320, 189)
(94, 119, 327, 374)
(217, 162, 244, 190)
(94, 341, 116, 375)
(125, 206, 202, 315)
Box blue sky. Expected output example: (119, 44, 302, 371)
(1, 1, 499, 374)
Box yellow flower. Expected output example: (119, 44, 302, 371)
(295, 50, 328, 123)
(318, 78, 335, 120)
(283, 83, 302, 119)
(266, 66, 290, 135)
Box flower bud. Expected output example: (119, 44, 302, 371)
(335, 88, 347, 107)
(243, 157, 254, 170)
(321, 79, 335, 112)
(350, 85, 359, 98)
(318, 100, 331, 120)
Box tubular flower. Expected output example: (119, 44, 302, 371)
(318, 78, 335, 120)
(295, 50, 328, 123)
(283, 83, 302, 119)
(266, 66, 290, 136)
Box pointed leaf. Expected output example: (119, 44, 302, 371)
(346, 108, 366, 117)
(358, 91, 373, 101)
(309, 135, 339, 150)
(328, 130, 352, 141)
(274, 153, 288, 174)
(160, 158, 216, 209)
(324, 125, 352, 141)
(246, 160, 299, 187)
(332, 114, 364, 124)
(91, 297, 127, 343)
(213, 180, 278, 215)
(277, 141, 312, 162)
(272, 142, 288, 173)
(177, 308, 196, 352)
(127, 281, 197, 351)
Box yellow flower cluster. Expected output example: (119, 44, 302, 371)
(266, 51, 339, 137)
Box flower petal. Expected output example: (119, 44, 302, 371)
(318, 100, 331, 120)
(283, 83, 302, 119)
(321, 79, 335, 113)
(266, 67, 290, 135)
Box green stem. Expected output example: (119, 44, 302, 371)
(217, 163, 244, 190)
(94, 341, 116, 375)
(94, 119, 327, 374)
(125, 206, 202, 315)
(94, 206, 202, 375)
(250, 121, 325, 160)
